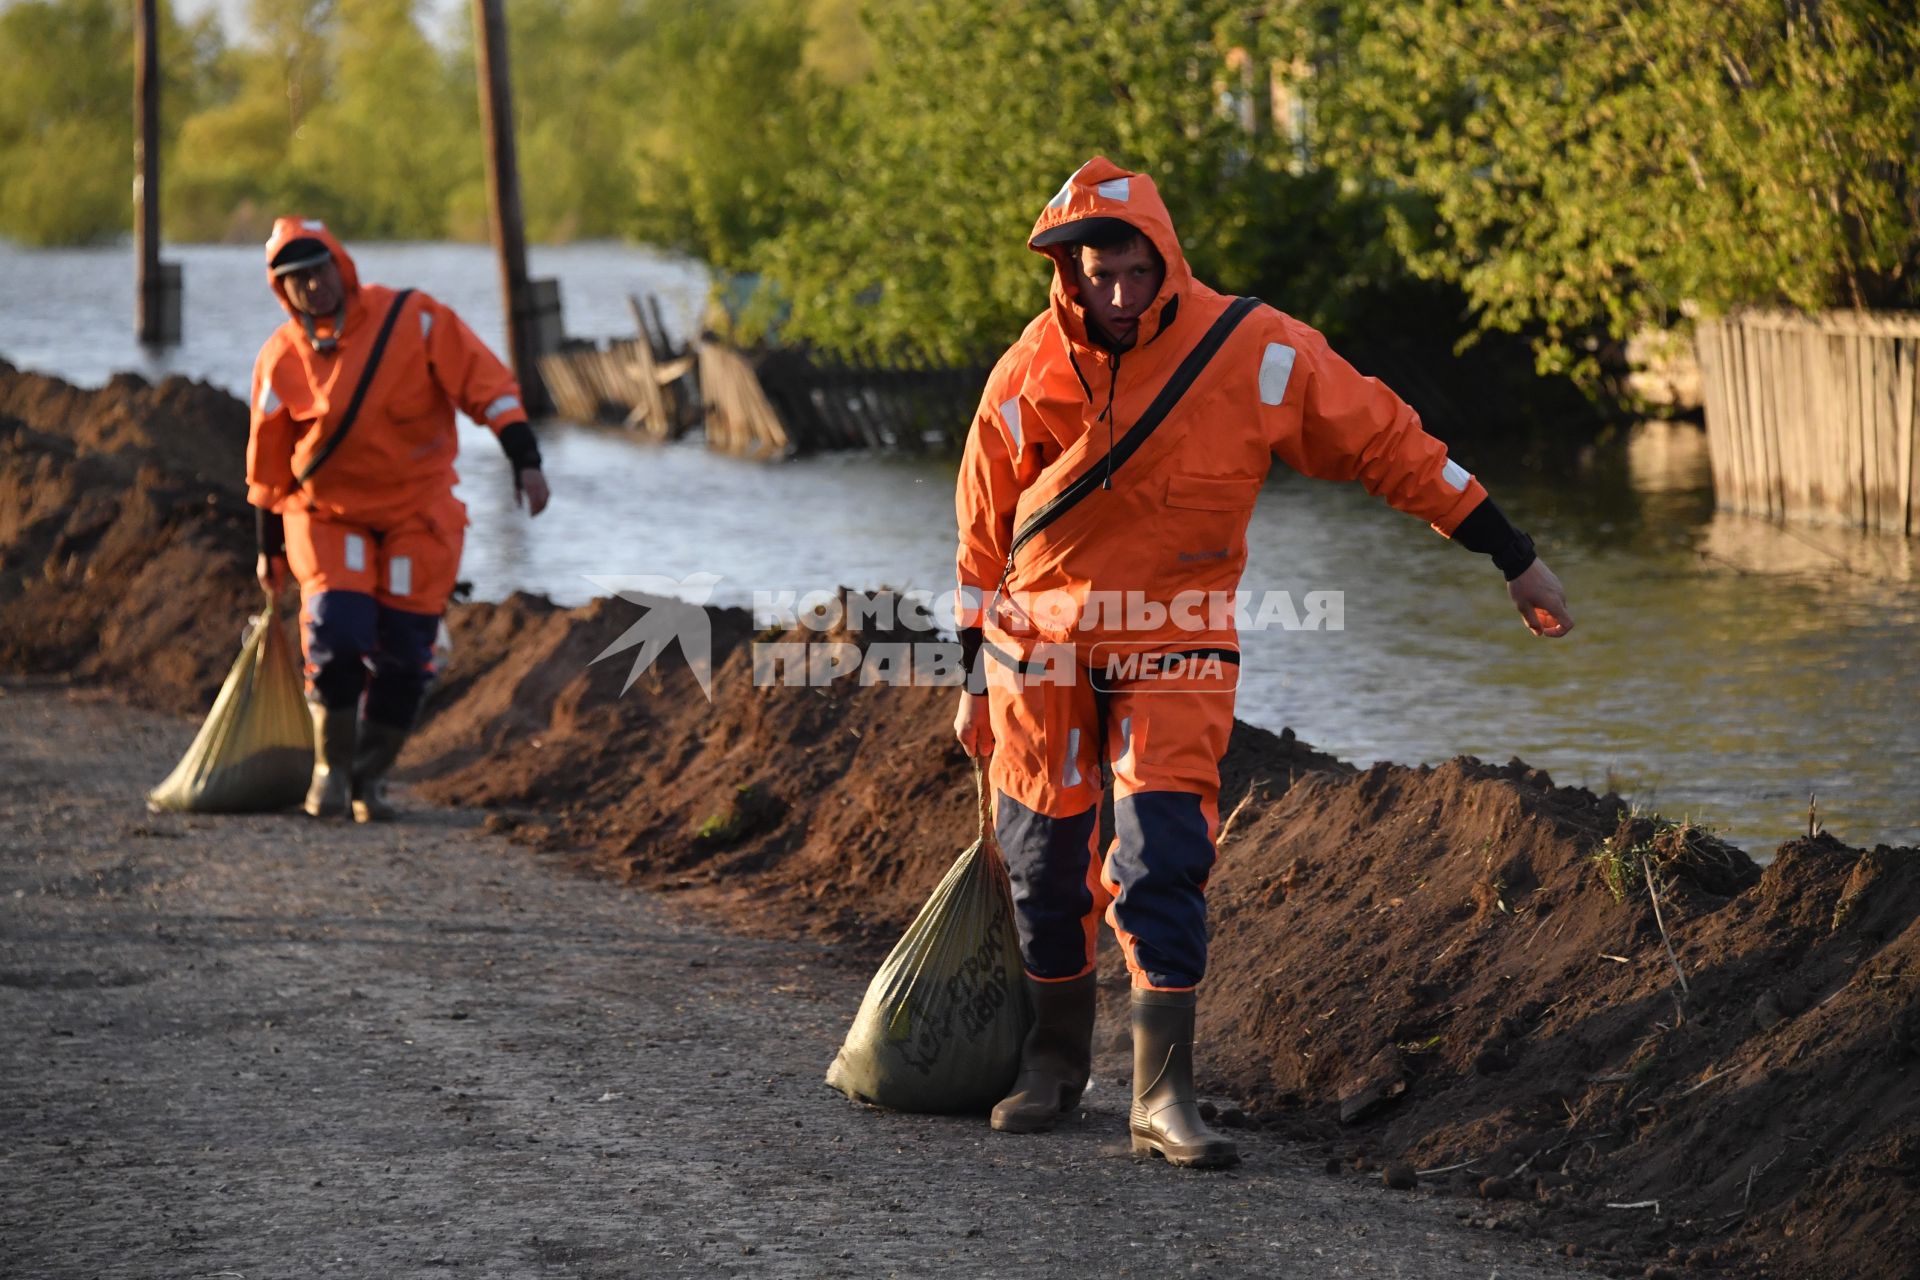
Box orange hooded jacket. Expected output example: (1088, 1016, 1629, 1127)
(955, 158, 1491, 657)
(247, 218, 531, 530)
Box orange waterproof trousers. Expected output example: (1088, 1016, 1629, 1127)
(985, 641, 1238, 991)
(282, 491, 466, 721)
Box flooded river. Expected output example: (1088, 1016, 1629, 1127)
(2, 239, 1914, 851)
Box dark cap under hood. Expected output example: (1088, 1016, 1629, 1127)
(1027, 157, 1192, 351)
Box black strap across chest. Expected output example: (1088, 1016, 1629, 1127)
(293, 288, 415, 490)
(1007, 294, 1262, 561)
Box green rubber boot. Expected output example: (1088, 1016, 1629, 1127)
(990, 973, 1097, 1133)
(1129, 988, 1238, 1168)
(302, 703, 355, 819)
(350, 720, 409, 823)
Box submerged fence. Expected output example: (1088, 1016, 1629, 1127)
(538, 294, 988, 458)
(1696, 310, 1920, 535)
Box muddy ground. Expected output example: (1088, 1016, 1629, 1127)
(2, 363, 1915, 1278)
(2, 688, 1593, 1280)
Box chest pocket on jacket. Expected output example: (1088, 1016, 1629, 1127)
(386, 369, 442, 424)
(1165, 473, 1260, 512)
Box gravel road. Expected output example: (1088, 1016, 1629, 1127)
(1, 689, 1589, 1279)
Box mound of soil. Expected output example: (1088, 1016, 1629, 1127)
(2, 361, 1912, 1279)
(0, 361, 259, 712)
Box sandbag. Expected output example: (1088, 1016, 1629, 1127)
(826, 766, 1032, 1113)
(147, 597, 313, 813)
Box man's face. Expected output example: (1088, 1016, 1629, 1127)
(1069, 237, 1164, 351)
(281, 258, 344, 317)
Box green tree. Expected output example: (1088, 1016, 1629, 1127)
(464, 0, 652, 242)
(623, 0, 829, 271)
(749, 0, 1373, 361)
(167, 0, 336, 241)
(1272, 0, 1920, 379)
(286, 0, 477, 238)
(0, 0, 219, 246)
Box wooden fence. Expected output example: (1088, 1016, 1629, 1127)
(537, 296, 697, 440)
(1696, 309, 1920, 535)
(539, 294, 988, 459)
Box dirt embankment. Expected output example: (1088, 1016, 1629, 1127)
(3, 362, 1914, 1279)
(0, 361, 259, 711)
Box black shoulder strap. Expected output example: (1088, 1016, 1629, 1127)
(1008, 295, 1262, 560)
(293, 288, 416, 491)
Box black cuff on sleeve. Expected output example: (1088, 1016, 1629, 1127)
(497, 420, 543, 473)
(959, 626, 985, 693)
(255, 507, 285, 558)
(1451, 497, 1537, 581)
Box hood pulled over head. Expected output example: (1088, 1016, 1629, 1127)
(262, 217, 362, 320)
(1027, 156, 1192, 350)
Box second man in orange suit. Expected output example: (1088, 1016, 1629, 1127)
(247, 218, 551, 822)
(952, 158, 1574, 1167)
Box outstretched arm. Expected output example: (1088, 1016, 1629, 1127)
(1267, 322, 1572, 638)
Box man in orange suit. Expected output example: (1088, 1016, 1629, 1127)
(952, 158, 1573, 1167)
(247, 218, 550, 822)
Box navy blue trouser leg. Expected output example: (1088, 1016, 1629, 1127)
(303, 590, 378, 710)
(994, 791, 1103, 981)
(366, 606, 440, 728)
(303, 589, 438, 724)
(1107, 791, 1215, 990)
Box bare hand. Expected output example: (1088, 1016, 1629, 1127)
(516, 468, 551, 517)
(1508, 558, 1573, 637)
(255, 552, 288, 597)
(953, 689, 994, 757)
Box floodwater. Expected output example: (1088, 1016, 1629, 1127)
(2, 240, 1915, 851)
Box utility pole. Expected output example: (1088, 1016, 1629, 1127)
(470, 0, 554, 414)
(133, 0, 180, 345)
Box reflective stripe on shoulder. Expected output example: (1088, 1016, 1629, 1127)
(999, 397, 1022, 450)
(419, 310, 434, 339)
(1258, 343, 1296, 406)
(257, 384, 281, 415)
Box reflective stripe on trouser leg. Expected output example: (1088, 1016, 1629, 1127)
(300, 590, 378, 709)
(364, 605, 441, 728)
(995, 791, 1107, 981)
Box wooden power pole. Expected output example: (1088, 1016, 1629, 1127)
(470, 0, 553, 414)
(133, 0, 179, 345)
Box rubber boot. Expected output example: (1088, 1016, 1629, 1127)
(990, 973, 1097, 1133)
(302, 703, 355, 818)
(1129, 988, 1238, 1168)
(350, 720, 409, 824)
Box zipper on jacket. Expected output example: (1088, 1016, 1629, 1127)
(1100, 351, 1121, 490)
